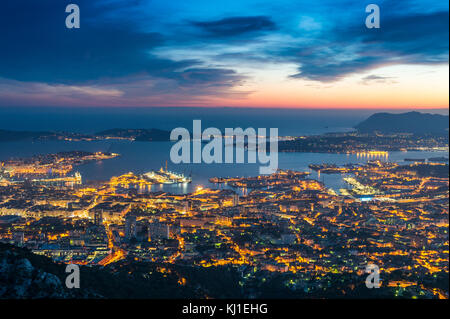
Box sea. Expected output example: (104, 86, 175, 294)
(0, 107, 448, 194)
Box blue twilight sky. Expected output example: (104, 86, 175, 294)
(0, 0, 448, 108)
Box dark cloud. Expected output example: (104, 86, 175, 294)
(288, 10, 449, 81)
(290, 56, 384, 82)
(362, 75, 392, 81)
(359, 11, 449, 63)
(175, 68, 246, 87)
(0, 0, 250, 105)
(360, 74, 397, 85)
(191, 16, 276, 37)
(0, 1, 197, 84)
(0, 0, 448, 106)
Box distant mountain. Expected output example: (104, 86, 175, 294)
(95, 128, 171, 141)
(0, 128, 171, 142)
(0, 129, 59, 142)
(355, 112, 449, 134)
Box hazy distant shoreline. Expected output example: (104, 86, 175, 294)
(1, 108, 448, 135)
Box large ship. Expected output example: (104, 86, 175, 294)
(143, 164, 191, 184)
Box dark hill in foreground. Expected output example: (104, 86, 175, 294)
(2, 243, 446, 299)
(0, 243, 240, 299)
(355, 112, 449, 134)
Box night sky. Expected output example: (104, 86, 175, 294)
(0, 0, 448, 108)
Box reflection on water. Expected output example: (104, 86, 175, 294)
(355, 151, 389, 160)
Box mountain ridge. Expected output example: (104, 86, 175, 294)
(355, 111, 449, 134)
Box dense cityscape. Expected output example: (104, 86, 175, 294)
(0, 139, 448, 299)
(0, 0, 448, 306)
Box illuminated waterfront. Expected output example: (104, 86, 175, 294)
(0, 0, 448, 302)
(1, 155, 448, 298)
(1, 140, 447, 194)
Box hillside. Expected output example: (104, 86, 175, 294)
(0, 243, 240, 299)
(0, 129, 59, 142)
(355, 112, 449, 134)
(95, 128, 171, 141)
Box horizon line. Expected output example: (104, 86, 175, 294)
(0, 105, 449, 111)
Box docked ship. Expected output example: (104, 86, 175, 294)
(143, 165, 191, 184)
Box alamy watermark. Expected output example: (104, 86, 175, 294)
(365, 263, 381, 288)
(65, 4, 80, 29)
(170, 120, 279, 174)
(65, 264, 80, 289)
(365, 4, 380, 29)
